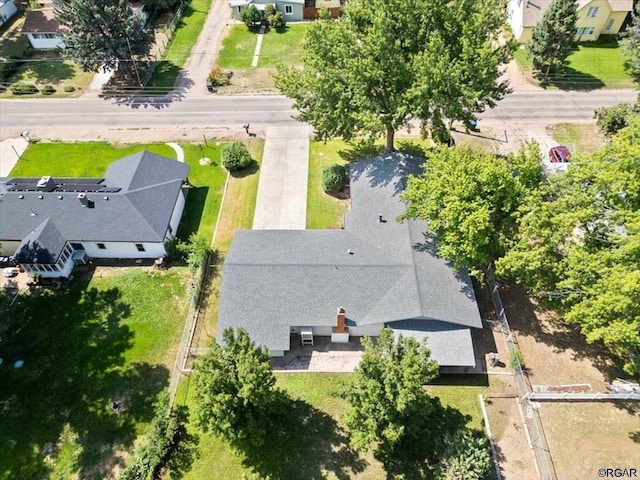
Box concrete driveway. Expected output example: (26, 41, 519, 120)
(252, 125, 310, 229)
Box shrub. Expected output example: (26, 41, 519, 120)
(267, 11, 284, 28)
(0, 58, 20, 82)
(41, 84, 56, 95)
(222, 141, 252, 171)
(207, 67, 231, 87)
(10, 82, 38, 95)
(594, 103, 638, 136)
(508, 349, 525, 370)
(241, 4, 261, 28)
(321, 164, 347, 193)
(63, 85, 76, 93)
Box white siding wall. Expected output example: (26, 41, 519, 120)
(165, 189, 186, 240)
(83, 241, 165, 259)
(507, 0, 525, 40)
(350, 324, 383, 337)
(0, 0, 18, 26)
(25, 33, 64, 50)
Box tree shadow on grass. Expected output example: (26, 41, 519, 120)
(230, 159, 260, 178)
(497, 282, 625, 382)
(177, 186, 209, 240)
(20, 59, 76, 84)
(539, 67, 605, 91)
(241, 396, 367, 480)
(0, 286, 168, 479)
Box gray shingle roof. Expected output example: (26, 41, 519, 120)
(0, 151, 189, 262)
(218, 153, 482, 366)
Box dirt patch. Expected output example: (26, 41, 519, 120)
(539, 402, 640, 480)
(216, 67, 279, 94)
(486, 397, 538, 480)
(499, 283, 624, 392)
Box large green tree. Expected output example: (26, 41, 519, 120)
(55, 0, 154, 79)
(275, 0, 514, 152)
(526, 0, 578, 82)
(344, 328, 440, 467)
(401, 143, 543, 275)
(498, 120, 640, 375)
(192, 328, 284, 451)
(621, 3, 640, 83)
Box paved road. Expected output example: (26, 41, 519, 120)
(1, 89, 636, 142)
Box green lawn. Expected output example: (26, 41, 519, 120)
(0, 267, 190, 480)
(513, 43, 634, 89)
(172, 372, 489, 479)
(258, 24, 308, 67)
(546, 122, 607, 156)
(307, 140, 351, 229)
(145, 0, 211, 91)
(10, 142, 174, 177)
(217, 23, 307, 69)
(217, 25, 260, 68)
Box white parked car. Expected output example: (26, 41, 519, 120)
(3, 267, 19, 278)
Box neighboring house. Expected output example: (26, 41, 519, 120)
(229, 0, 305, 22)
(21, 8, 64, 50)
(217, 154, 483, 368)
(508, 0, 633, 43)
(0, 0, 17, 28)
(0, 152, 190, 279)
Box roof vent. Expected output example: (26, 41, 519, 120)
(77, 193, 89, 206)
(58, 195, 63, 200)
(18, 195, 24, 199)
(347, 249, 354, 255)
(36, 176, 56, 192)
(104, 196, 109, 201)
(38, 195, 43, 199)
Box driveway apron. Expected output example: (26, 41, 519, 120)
(252, 125, 310, 229)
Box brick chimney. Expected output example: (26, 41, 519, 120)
(334, 306, 347, 333)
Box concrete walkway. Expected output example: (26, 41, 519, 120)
(252, 125, 310, 230)
(251, 25, 266, 68)
(0, 137, 29, 176)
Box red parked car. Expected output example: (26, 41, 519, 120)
(549, 146, 571, 163)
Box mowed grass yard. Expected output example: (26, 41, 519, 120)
(215, 23, 307, 92)
(173, 373, 491, 479)
(0, 140, 239, 479)
(513, 43, 635, 89)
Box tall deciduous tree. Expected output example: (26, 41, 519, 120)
(275, 0, 514, 153)
(526, 0, 578, 82)
(55, 0, 154, 79)
(192, 328, 284, 451)
(400, 145, 542, 275)
(621, 3, 640, 83)
(498, 119, 640, 375)
(344, 328, 440, 467)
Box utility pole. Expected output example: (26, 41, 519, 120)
(126, 36, 142, 86)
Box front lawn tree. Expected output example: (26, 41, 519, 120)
(621, 3, 640, 83)
(344, 328, 440, 468)
(526, 0, 578, 82)
(192, 328, 284, 451)
(400, 145, 539, 275)
(55, 0, 154, 79)
(275, 0, 514, 153)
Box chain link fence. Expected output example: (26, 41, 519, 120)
(485, 265, 558, 480)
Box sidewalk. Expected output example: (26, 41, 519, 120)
(0, 137, 29, 176)
(252, 125, 310, 229)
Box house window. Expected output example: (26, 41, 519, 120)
(576, 26, 594, 36)
(284, 4, 293, 14)
(97, 243, 106, 249)
(32, 33, 57, 39)
(605, 19, 614, 31)
(586, 6, 599, 17)
(135, 243, 146, 252)
(70, 242, 84, 250)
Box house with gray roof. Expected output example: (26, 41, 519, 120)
(0, 151, 189, 279)
(217, 153, 483, 368)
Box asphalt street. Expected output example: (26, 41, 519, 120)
(0, 89, 636, 143)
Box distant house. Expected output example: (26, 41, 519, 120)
(21, 8, 64, 50)
(0, 0, 17, 28)
(508, 0, 633, 43)
(217, 154, 484, 368)
(229, 0, 305, 22)
(0, 152, 190, 279)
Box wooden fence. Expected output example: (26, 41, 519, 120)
(303, 6, 341, 19)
